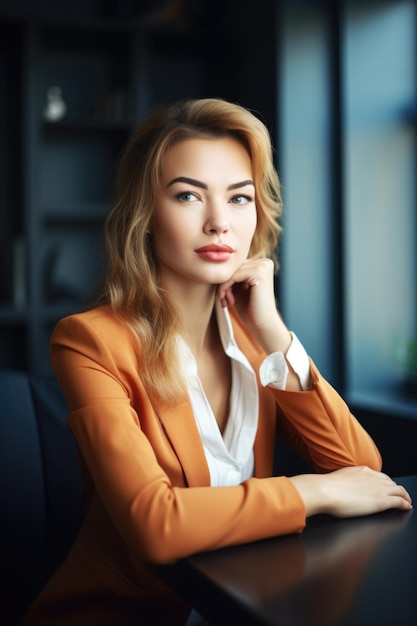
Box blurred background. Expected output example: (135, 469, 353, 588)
(0, 0, 416, 422)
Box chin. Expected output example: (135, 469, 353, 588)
(204, 265, 238, 283)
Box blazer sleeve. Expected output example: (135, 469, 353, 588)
(230, 309, 382, 475)
(50, 312, 306, 565)
(269, 361, 382, 473)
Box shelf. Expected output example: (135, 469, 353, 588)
(0, 305, 28, 323)
(0, 7, 216, 36)
(41, 302, 86, 322)
(43, 203, 108, 225)
(42, 117, 132, 133)
(0, 303, 87, 325)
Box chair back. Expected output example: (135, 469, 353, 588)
(0, 370, 82, 624)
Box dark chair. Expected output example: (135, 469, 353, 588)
(0, 369, 83, 625)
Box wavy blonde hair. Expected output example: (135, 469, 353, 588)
(98, 98, 283, 407)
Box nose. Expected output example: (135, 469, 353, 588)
(203, 201, 230, 235)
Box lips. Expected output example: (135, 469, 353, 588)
(195, 244, 234, 253)
(194, 244, 235, 262)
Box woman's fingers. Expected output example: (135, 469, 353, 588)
(290, 466, 413, 519)
(385, 483, 413, 508)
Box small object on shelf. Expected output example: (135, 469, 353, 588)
(43, 86, 67, 123)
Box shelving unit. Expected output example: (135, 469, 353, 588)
(0, 10, 226, 375)
(20, 20, 137, 374)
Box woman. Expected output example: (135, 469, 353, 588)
(23, 98, 412, 626)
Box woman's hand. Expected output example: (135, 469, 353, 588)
(217, 258, 291, 355)
(289, 466, 413, 519)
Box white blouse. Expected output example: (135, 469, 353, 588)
(177, 301, 311, 488)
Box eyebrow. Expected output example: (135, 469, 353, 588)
(166, 176, 255, 191)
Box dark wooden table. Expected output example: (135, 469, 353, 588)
(162, 475, 416, 625)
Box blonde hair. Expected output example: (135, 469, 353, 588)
(98, 98, 282, 407)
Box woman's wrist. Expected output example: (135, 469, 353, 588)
(252, 313, 292, 356)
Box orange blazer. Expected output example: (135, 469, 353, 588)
(23, 305, 382, 626)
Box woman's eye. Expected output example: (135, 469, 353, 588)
(176, 191, 198, 202)
(231, 194, 253, 205)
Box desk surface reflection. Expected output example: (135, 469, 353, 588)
(162, 475, 416, 626)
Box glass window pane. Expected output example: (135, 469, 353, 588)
(343, 0, 416, 396)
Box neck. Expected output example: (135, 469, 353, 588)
(174, 286, 219, 357)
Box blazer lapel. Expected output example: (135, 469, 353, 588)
(159, 400, 211, 488)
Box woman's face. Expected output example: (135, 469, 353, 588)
(152, 136, 257, 292)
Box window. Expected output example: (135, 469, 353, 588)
(278, 0, 417, 414)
